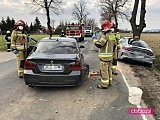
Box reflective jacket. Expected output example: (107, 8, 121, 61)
(5, 32, 11, 43)
(11, 30, 28, 51)
(115, 33, 120, 49)
(93, 32, 116, 62)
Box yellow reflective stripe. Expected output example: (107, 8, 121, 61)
(112, 66, 116, 69)
(99, 37, 106, 42)
(17, 34, 23, 36)
(7, 42, 11, 44)
(109, 35, 116, 41)
(117, 44, 120, 47)
(101, 79, 109, 85)
(109, 78, 112, 81)
(106, 41, 108, 52)
(17, 31, 22, 34)
(93, 39, 98, 43)
(18, 69, 24, 72)
(16, 46, 25, 50)
(98, 53, 113, 58)
(11, 44, 16, 49)
(116, 34, 120, 39)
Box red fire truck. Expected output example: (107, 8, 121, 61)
(66, 23, 84, 42)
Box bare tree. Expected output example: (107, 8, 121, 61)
(72, 0, 90, 24)
(130, 0, 146, 39)
(84, 18, 98, 32)
(25, 0, 64, 37)
(97, 0, 130, 32)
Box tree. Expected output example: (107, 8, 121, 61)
(72, 0, 90, 24)
(0, 17, 15, 34)
(29, 22, 34, 33)
(5, 17, 12, 31)
(33, 17, 42, 32)
(130, 0, 146, 39)
(84, 18, 98, 32)
(25, 0, 64, 37)
(97, 0, 130, 32)
(0, 18, 6, 34)
(54, 20, 67, 34)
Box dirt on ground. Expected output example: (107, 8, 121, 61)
(118, 59, 160, 120)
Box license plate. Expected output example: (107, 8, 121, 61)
(136, 56, 144, 58)
(43, 64, 63, 71)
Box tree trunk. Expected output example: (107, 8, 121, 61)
(113, 12, 118, 32)
(45, 0, 52, 38)
(130, 0, 146, 40)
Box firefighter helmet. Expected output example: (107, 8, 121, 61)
(102, 20, 113, 29)
(14, 20, 25, 28)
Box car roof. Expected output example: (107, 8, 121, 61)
(39, 37, 77, 42)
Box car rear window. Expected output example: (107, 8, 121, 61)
(35, 41, 78, 54)
(131, 41, 150, 48)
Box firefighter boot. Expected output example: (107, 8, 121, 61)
(97, 84, 108, 89)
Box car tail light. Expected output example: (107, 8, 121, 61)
(122, 46, 133, 52)
(69, 61, 82, 70)
(24, 60, 36, 69)
(147, 53, 155, 56)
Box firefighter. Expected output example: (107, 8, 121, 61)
(112, 30, 121, 75)
(5, 30, 11, 52)
(92, 20, 117, 89)
(60, 30, 65, 37)
(11, 20, 31, 78)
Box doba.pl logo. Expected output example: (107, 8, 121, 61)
(128, 108, 154, 115)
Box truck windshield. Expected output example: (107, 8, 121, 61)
(67, 26, 80, 30)
(85, 26, 91, 30)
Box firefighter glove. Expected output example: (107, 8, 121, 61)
(12, 49, 18, 54)
(92, 34, 97, 39)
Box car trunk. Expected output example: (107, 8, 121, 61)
(25, 53, 81, 74)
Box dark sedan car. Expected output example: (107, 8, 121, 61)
(118, 37, 155, 66)
(24, 37, 89, 87)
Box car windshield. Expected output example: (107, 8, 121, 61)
(35, 41, 78, 54)
(131, 40, 150, 48)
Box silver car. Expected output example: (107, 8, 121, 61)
(118, 37, 155, 66)
(24, 37, 89, 87)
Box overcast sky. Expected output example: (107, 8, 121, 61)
(0, 0, 159, 30)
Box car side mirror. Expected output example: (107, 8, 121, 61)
(80, 45, 85, 48)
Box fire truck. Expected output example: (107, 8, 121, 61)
(66, 23, 84, 42)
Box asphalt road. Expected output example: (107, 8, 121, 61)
(0, 37, 149, 120)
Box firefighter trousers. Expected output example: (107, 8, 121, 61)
(16, 50, 25, 77)
(112, 50, 118, 73)
(6, 40, 11, 52)
(100, 60, 112, 87)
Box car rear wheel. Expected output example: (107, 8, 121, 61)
(147, 63, 153, 67)
(84, 64, 89, 80)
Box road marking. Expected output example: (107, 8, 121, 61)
(118, 66, 149, 120)
(84, 41, 88, 44)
